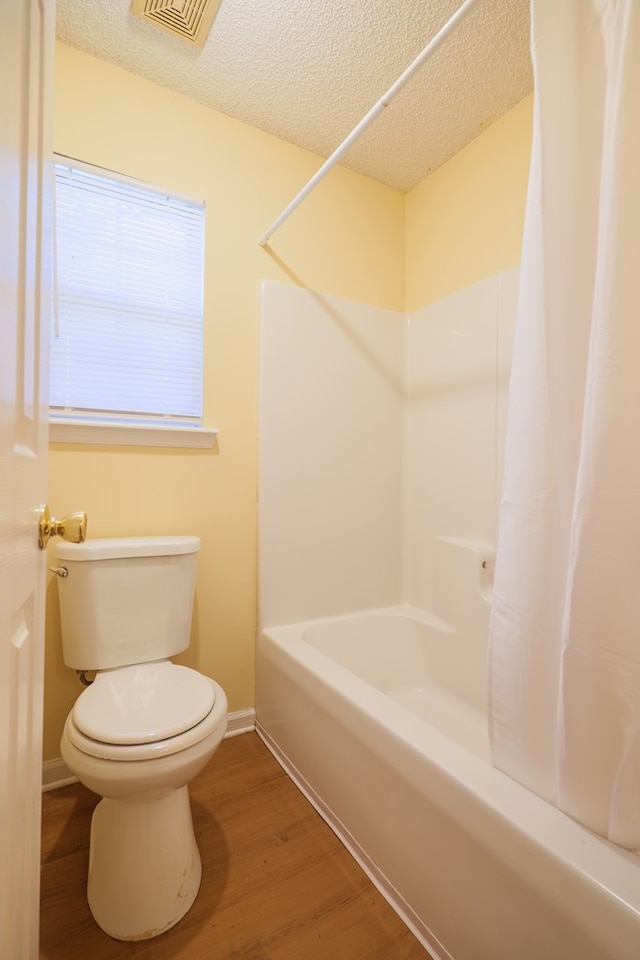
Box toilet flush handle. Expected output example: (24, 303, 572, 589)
(37, 505, 87, 549)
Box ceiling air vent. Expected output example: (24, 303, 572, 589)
(131, 0, 222, 48)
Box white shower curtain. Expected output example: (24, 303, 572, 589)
(489, 0, 640, 852)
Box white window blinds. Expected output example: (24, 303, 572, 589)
(51, 159, 205, 426)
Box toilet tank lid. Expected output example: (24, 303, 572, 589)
(55, 535, 200, 561)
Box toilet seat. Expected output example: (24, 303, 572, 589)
(72, 660, 215, 745)
(64, 698, 224, 762)
(66, 663, 224, 762)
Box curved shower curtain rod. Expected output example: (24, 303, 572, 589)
(258, 0, 483, 247)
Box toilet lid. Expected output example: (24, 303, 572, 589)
(72, 661, 216, 745)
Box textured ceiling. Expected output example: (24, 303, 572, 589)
(55, 0, 532, 193)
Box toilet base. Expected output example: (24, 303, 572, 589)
(87, 785, 201, 941)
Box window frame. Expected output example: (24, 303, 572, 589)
(49, 156, 216, 448)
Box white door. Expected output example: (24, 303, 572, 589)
(0, 0, 54, 957)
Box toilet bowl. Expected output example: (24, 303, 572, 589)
(55, 536, 228, 941)
(61, 667, 228, 941)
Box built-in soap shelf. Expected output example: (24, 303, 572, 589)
(433, 536, 495, 629)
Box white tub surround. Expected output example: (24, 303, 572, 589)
(259, 281, 405, 628)
(259, 273, 517, 631)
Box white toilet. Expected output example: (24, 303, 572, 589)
(55, 535, 228, 942)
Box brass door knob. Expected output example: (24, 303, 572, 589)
(38, 506, 87, 549)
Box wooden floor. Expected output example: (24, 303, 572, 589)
(40, 732, 428, 959)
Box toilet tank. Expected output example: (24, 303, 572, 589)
(54, 536, 200, 671)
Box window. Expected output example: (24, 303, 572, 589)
(51, 158, 208, 443)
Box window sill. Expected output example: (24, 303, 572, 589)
(49, 420, 218, 449)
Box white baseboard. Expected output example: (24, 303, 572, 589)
(42, 757, 77, 792)
(224, 707, 256, 737)
(42, 707, 256, 792)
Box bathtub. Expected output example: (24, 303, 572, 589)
(255, 605, 640, 960)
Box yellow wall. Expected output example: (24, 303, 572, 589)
(44, 43, 405, 760)
(405, 95, 533, 310)
(45, 43, 533, 762)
